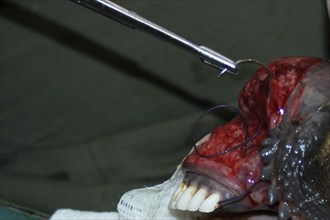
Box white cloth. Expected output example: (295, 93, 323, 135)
(50, 209, 277, 220)
(49, 165, 278, 220)
(50, 209, 120, 220)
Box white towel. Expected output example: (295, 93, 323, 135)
(50, 209, 277, 220)
(50, 209, 120, 220)
(49, 167, 277, 220)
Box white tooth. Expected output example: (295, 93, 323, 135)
(169, 182, 186, 209)
(175, 186, 197, 210)
(199, 193, 221, 213)
(187, 188, 208, 211)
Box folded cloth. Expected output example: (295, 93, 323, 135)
(50, 209, 120, 220)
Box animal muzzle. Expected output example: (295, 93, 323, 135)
(116, 57, 329, 220)
(170, 58, 330, 219)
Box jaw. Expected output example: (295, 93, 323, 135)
(169, 153, 270, 214)
(169, 131, 270, 214)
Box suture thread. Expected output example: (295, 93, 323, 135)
(192, 104, 264, 158)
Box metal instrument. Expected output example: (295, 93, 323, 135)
(70, 0, 239, 75)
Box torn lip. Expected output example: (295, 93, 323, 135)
(182, 147, 265, 198)
(182, 164, 245, 196)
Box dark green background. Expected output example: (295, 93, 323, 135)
(1, 0, 329, 215)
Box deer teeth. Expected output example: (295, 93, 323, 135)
(187, 188, 208, 211)
(199, 193, 222, 213)
(170, 183, 222, 213)
(169, 182, 187, 209)
(175, 185, 197, 210)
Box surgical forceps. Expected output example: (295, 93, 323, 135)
(70, 0, 239, 75)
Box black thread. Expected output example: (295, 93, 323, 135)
(218, 181, 267, 207)
(192, 104, 264, 158)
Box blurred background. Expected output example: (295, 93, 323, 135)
(0, 0, 329, 216)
